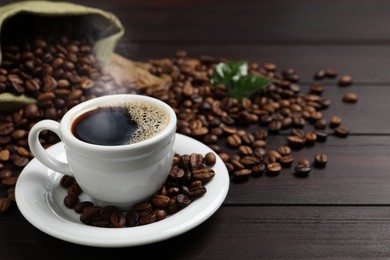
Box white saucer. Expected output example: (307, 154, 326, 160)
(15, 133, 229, 248)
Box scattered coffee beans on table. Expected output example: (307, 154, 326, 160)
(60, 152, 216, 228)
(136, 51, 356, 181)
(0, 16, 357, 214)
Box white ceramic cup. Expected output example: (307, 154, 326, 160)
(28, 94, 177, 210)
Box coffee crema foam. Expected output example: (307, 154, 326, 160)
(102, 102, 169, 144)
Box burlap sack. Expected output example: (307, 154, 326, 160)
(0, 0, 124, 65)
(0, 1, 167, 111)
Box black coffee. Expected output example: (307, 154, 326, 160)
(72, 102, 169, 146)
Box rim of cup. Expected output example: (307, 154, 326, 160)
(60, 94, 177, 159)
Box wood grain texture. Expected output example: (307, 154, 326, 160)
(225, 136, 390, 205)
(60, 0, 390, 44)
(117, 44, 390, 83)
(3, 207, 390, 259)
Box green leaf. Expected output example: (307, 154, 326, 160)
(228, 74, 273, 101)
(211, 61, 272, 101)
(211, 61, 248, 86)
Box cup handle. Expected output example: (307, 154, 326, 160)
(28, 120, 73, 176)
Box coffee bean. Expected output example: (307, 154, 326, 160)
(110, 211, 126, 228)
(218, 152, 230, 162)
(100, 206, 118, 218)
(67, 182, 82, 196)
(310, 83, 324, 94)
(297, 159, 311, 167)
(233, 169, 252, 180)
(0, 169, 12, 179)
(342, 93, 358, 103)
(166, 197, 179, 214)
(239, 145, 253, 156)
(292, 117, 306, 128)
(334, 126, 349, 137)
(309, 111, 322, 123)
(154, 209, 167, 221)
(329, 116, 342, 128)
(37, 92, 55, 102)
(280, 155, 294, 167)
(263, 153, 278, 165)
(314, 153, 328, 168)
(80, 206, 103, 224)
(2, 176, 18, 186)
(204, 152, 217, 166)
(11, 129, 27, 140)
(133, 202, 153, 217)
(267, 162, 281, 175)
(304, 132, 317, 145)
(252, 140, 267, 148)
(267, 150, 282, 161)
(125, 209, 139, 227)
(190, 153, 204, 168)
(252, 163, 266, 176)
(191, 127, 209, 136)
(0, 198, 11, 213)
(0, 122, 14, 136)
(264, 63, 276, 71)
(0, 150, 10, 161)
(338, 75, 353, 86)
(227, 134, 241, 147)
(139, 212, 157, 225)
(294, 163, 311, 177)
(169, 165, 185, 181)
(240, 156, 260, 166)
(74, 201, 94, 213)
(325, 68, 338, 78)
(287, 135, 305, 149)
(254, 130, 268, 140)
(203, 134, 218, 144)
(60, 175, 75, 188)
(151, 194, 170, 208)
(16, 147, 29, 157)
(11, 155, 29, 167)
(241, 132, 255, 145)
(176, 194, 192, 208)
(188, 186, 207, 198)
(224, 162, 235, 173)
(208, 144, 221, 153)
(91, 217, 111, 227)
(314, 70, 325, 80)
(268, 120, 282, 133)
(315, 130, 328, 142)
(64, 193, 79, 209)
(291, 128, 305, 138)
(278, 146, 291, 156)
(24, 104, 40, 120)
(192, 167, 215, 183)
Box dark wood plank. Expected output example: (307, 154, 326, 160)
(308, 85, 390, 134)
(225, 135, 390, 205)
(117, 44, 390, 84)
(47, 0, 390, 44)
(1, 0, 387, 45)
(3, 206, 390, 259)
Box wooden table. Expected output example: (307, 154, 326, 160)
(2, 0, 390, 259)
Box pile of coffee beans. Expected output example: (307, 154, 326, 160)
(60, 152, 216, 228)
(0, 15, 135, 213)
(136, 50, 356, 181)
